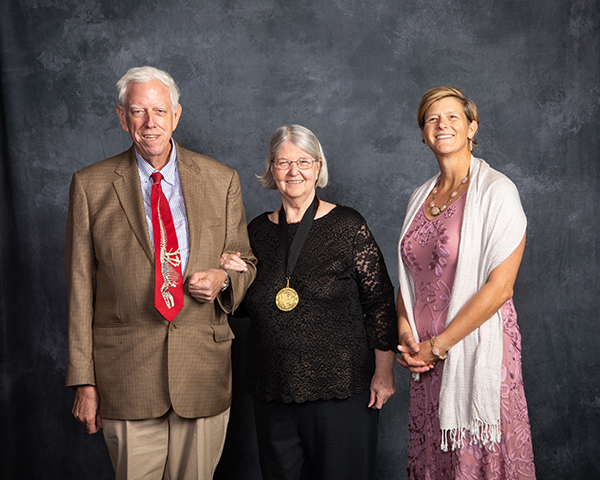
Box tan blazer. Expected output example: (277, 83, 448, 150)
(65, 144, 256, 420)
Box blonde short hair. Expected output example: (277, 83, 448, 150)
(257, 125, 329, 190)
(417, 86, 480, 151)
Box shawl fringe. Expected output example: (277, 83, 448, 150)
(441, 420, 502, 452)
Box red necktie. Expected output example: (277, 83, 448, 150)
(151, 172, 183, 321)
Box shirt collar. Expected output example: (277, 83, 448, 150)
(135, 139, 178, 185)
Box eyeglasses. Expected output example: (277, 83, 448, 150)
(272, 158, 318, 170)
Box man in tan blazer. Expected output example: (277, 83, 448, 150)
(65, 66, 256, 479)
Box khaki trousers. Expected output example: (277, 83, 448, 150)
(103, 408, 230, 480)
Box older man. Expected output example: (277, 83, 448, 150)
(65, 66, 256, 479)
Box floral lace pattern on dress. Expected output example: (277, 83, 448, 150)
(407, 301, 536, 480)
(401, 209, 454, 279)
(400, 203, 462, 332)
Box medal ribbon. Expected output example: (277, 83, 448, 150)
(278, 195, 319, 280)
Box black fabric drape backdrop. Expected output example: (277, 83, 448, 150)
(1, 0, 599, 478)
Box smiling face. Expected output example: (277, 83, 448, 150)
(271, 141, 321, 207)
(116, 80, 182, 170)
(422, 96, 478, 157)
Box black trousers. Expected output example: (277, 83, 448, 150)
(252, 391, 379, 480)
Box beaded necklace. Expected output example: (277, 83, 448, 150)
(429, 175, 469, 217)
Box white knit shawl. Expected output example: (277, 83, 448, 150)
(398, 156, 527, 451)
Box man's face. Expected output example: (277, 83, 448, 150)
(116, 80, 182, 169)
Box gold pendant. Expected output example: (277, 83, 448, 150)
(275, 278, 299, 311)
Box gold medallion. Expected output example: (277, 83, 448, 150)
(275, 279, 299, 311)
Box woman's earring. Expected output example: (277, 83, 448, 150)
(425, 143, 428, 155)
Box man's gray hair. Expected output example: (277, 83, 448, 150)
(116, 66, 180, 110)
(257, 124, 329, 190)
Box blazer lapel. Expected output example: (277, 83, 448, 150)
(113, 147, 154, 263)
(177, 143, 208, 278)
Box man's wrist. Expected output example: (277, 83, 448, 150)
(220, 268, 230, 292)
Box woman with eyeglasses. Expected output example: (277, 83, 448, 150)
(220, 124, 397, 480)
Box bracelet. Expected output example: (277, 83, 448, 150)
(429, 336, 448, 360)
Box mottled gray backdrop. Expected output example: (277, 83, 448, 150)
(1, 0, 598, 478)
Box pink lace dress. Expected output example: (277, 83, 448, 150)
(400, 194, 536, 480)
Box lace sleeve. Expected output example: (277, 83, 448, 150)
(353, 219, 398, 351)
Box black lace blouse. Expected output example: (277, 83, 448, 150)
(242, 205, 397, 403)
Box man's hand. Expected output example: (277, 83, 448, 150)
(72, 385, 103, 434)
(188, 268, 228, 303)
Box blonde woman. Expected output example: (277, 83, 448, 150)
(397, 87, 536, 479)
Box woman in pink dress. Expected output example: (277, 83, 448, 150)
(396, 87, 536, 479)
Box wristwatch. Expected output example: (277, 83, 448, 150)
(429, 336, 448, 360)
(220, 268, 230, 292)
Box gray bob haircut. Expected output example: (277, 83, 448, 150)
(116, 66, 180, 110)
(257, 125, 329, 190)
